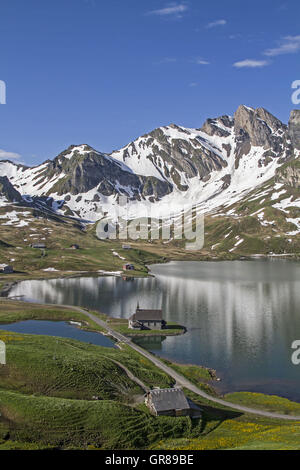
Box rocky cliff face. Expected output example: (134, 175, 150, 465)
(111, 123, 229, 190)
(30, 145, 173, 201)
(289, 110, 300, 150)
(0, 176, 23, 202)
(233, 106, 291, 168)
(113, 105, 292, 187)
(234, 106, 285, 147)
(275, 160, 300, 188)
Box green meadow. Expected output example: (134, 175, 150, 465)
(1, 310, 300, 450)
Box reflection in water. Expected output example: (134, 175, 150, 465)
(9, 259, 300, 401)
(133, 335, 166, 351)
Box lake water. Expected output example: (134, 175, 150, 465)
(8, 260, 300, 401)
(0, 320, 115, 348)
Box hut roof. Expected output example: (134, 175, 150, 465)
(132, 309, 163, 322)
(0, 264, 12, 270)
(148, 388, 190, 412)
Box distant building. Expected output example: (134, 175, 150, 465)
(0, 264, 13, 274)
(128, 304, 165, 330)
(123, 263, 134, 271)
(70, 244, 80, 250)
(122, 244, 131, 250)
(145, 387, 201, 418)
(30, 243, 46, 249)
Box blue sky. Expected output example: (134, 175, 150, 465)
(0, 0, 300, 165)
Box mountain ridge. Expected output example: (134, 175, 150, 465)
(0, 105, 299, 223)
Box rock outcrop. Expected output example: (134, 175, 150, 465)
(275, 160, 300, 188)
(289, 110, 300, 150)
(0, 176, 23, 202)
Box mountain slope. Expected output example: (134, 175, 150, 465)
(0, 106, 299, 226)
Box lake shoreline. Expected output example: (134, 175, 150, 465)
(1, 252, 300, 301)
(2, 250, 300, 295)
(2, 258, 300, 404)
(2, 294, 300, 407)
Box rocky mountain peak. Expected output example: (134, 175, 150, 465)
(233, 105, 286, 157)
(255, 107, 284, 132)
(55, 144, 100, 163)
(289, 110, 300, 149)
(200, 115, 233, 138)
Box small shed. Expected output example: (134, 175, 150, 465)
(123, 263, 134, 271)
(129, 305, 165, 330)
(122, 244, 131, 250)
(0, 264, 13, 274)
(145, 387, 200, 417)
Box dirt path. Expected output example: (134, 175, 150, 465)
(103, 357, 149, 392)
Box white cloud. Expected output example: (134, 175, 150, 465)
(233, 59, 269, 68)
(189, 82, 198, 87)
(146, 3, 188, 18)
(0, 149, 22, 160)
(206, 19, 226, 28)
(195, 58, 210, 65)
(264, 35, 300, 56)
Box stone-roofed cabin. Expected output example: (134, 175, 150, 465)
(145, 387, 201, 418)
(30, 243, 46, 249)
(128, 305, 165, 330)
(123, 263, 134, 271)
(0, 264, 13, 274)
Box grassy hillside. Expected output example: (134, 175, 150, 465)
(0, 331, 141, 401)
(0, 389, 199, 450)
(201, 177, 300, 257)
(1, 178, 300, 281)
(1, 327, 300, 449)
(225, 392, 300, 416)
(151, 417, 300, 450)
(150, 392, 300, 451)
(0, 203, 162, 276)
(0, 329, 174, 400)
(0, 330, 199, 450)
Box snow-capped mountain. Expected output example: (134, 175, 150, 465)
(0, 105, 299, 221)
